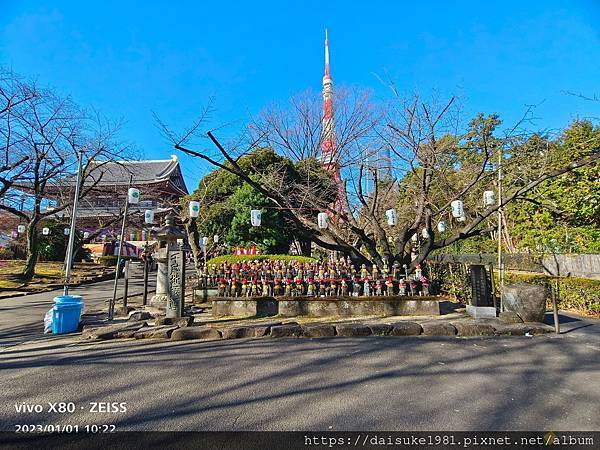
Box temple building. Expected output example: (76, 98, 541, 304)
(47, 155, 188, 244)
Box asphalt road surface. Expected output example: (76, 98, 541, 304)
(0, 274, 156, 348)
(1, 330, 598, 432)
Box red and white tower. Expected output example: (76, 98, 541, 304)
(320, 29, 347, 213)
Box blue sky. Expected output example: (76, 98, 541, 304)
(1, 0, 599, 191)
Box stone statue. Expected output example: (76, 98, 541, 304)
(295, 278, 304, 296)
(307, 279, 315, 296)
(330, 279, 338, 297)
(398, 278, 407, 296)
(340, 279, 348, 297)
(372, 265, 379, 280)
(284, 280, 292, 297)
(273, 279, 282, 296)
(262, 279, 270, 297)
(375, 279, 383, 296)
(218, 278, 226, 297)
(352, 277, 361, 297)
(363, 277, 371, 296)
(241, 279, 248, 297)
(360, 264, 368, 280)
(385, 277, 394, 296)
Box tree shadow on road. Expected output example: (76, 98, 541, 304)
(0, 334, 598, 431)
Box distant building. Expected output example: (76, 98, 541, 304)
(47, 155, 188, 243)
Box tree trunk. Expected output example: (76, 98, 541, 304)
(185, 219, 203, 276)
(22, 219, 40, 281)
(299, 238, 312, 257)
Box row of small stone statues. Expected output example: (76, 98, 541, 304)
(201, 259, 422, 284)
(215, 276, 429, 298)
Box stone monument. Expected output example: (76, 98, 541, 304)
(150, 215, 186, 318)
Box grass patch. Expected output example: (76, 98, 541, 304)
(0, 260, 108, 293)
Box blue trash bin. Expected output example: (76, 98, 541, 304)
(52, 303, 83, 334)
(53, 295, 83, 305)
(53, 295, 84, 322)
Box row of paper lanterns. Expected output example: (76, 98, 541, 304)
(242, 191, 496, 232)
(30, 189, 496, 241)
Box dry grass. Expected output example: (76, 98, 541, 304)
(0, 261, 106, 293)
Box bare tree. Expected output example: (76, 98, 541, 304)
(0, 69, 38, 200)
(165, 89, 599, 273)
(0, 72, 129, 279)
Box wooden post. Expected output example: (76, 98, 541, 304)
(109, 174, 133, 320)
(122, 260, 130, 314)
(142, 256, 149, 306)
(552, 277, 561, 334)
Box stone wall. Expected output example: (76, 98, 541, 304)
(212, 296, 442, 318)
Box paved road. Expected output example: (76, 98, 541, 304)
(0, 327, 598, 431)
(0, 273, 156, 348)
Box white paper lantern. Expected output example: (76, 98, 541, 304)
(202, 236, 208, 246)
(17, 224, 25, 233)
(451, 200, 464, 218)
(64, 228, 70, 236)
(317, 212, 329, 229)
(42, 227, 50, 236)
(483, 190, 496, 206)
(421, 228, 430, 239)
(437, 221, 446, 233)
(83, 231, 90, 239)
(250, 209, 261, 227)
(213, 235, 219, 243)
(189, 201, 200, 218)
(144, 209, 154, 224)
(385, 208, 397, 226)
(127, 187, 140, 204)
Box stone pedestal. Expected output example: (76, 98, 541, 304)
(466, 305, 497, 319)
(150, 247, 168, 308)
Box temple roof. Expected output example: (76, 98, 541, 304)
(86, 156, 184, 187)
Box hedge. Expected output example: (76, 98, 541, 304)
(427, 261, 599, 317)
(207, 254, 317, 265)
(97, 255, 140, 267)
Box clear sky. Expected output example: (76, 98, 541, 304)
(1, 1, 599, 192)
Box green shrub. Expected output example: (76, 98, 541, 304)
(97, 255, 139, 267)
(429, 260, 599, 316)
(207, 254, 317, 265)
(0, 247, 15, 260)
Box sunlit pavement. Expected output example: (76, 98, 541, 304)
(1, 315, 598, 431)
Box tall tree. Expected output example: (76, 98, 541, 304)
(0, 69, 128, 279)
(166, 90, 600, 272)
(506, 120, 600, 252)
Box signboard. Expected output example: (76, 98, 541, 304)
(167, 250, 185, 318)
(470, 264, 493, 307)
